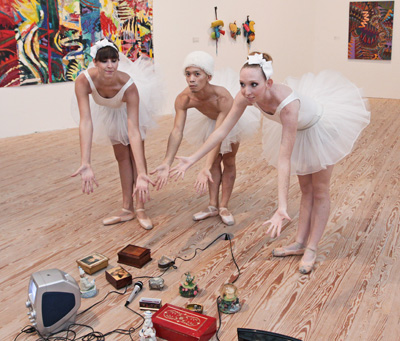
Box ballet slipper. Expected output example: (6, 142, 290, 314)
(192, 205, 218, 221)
(136, 208, 153, 230)
(272, 242, 305, 257)
(219, 207, 235, 226)
(299, 247, 317, 274)
(102, 208, 134, 226)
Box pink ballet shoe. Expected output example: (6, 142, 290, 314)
(102, 208, 134, 226)
(192, 206, 218, 221)
(272, 242, 305, 257)
(219, 207, 235, 226)
(136, 209, 153, 230)
(299, 248, 317, 274)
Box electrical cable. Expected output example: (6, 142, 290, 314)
(161, 232, 241, 341)
(16, 232, 240, 340)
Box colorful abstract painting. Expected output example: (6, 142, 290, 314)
(0, 0, 154, 87)
(348, 1, 394, 60)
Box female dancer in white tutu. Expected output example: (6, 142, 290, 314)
(171, 52, 370, 273)
(71, 39, 161, 230)
(151, 51, 259, 226)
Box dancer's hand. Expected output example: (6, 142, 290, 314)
(169, 156, 194, 181)
(263, 209, 292, 238)
(150, 164, 170, 191)
(134, 174, 156, 203)
(194, 168, 213, 195)
(71, 164, 99, 195)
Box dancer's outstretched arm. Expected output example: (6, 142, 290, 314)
(125, 83, 155, 203)
(263, 103, 298, 237)
(150, 96, 187, 190)
(195, 92, 233, 194)
(71, 75, 99, 194)
(171, 93, 248, 180)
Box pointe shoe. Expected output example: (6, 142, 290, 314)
(102, 208, 134, 226)
(136, 208, 153, 230)
(192, 206, 218, 221)
(272, 242, 305, 257)
(299, 248, 317, 274)
(219, 207, 235, 226)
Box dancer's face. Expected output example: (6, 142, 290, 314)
(185, 67, 211, 92)
(94, 57, 119, 79)
(239, 67, 269, 103)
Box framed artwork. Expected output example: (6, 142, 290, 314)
(0, 0, 154, 87)
(348, 1, 394, 60)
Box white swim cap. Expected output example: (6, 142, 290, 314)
(183, 51, 214, 76)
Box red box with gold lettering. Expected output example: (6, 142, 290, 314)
(152, 303, 216, 341)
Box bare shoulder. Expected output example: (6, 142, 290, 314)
(124, 81, 139, 103)
(75, 72, 91, 93)
(213, 84, 233, 102)
(118, 70, 131, 84)
(175, 89, 191, 110)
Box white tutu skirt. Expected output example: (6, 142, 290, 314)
(262, 70, 370, 175)
(183, 68, 260, 154)
(71, 53, 165, 145)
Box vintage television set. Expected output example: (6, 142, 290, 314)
(25, 269, 81, 336)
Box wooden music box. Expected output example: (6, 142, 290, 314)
(105, 266, 132, 289)
(117, 244, 152, 268)
(76, 252, 109, 275)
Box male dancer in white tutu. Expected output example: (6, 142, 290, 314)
(152, 51, 258, 225)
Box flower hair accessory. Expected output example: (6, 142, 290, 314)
(247, 53, 273, 79)
(90, 39, 118, 59)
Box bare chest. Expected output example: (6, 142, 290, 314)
(188, 98, 221, 120)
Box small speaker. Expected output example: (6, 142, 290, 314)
(26, 269, 81, 336)
(237, 328, 301, 341)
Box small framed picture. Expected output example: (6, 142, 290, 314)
(109, 266, 130, 280)
(76, 252, 109, 274)
(105, 266, 132, 289)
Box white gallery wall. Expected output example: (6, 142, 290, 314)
(0, 0, 398, 138)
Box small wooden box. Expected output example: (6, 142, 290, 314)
(117, 245, 152, 268)
(76, 252, 109, 275)
(105, 266, 132, 289)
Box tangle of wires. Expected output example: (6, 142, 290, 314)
(14, 232, 240, 341)
(161, 232, 241, 341)
(14, 286, 146, 340)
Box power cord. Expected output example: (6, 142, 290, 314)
(160, 232, 241, 341)
(15, 233, 240, 340)
(14, 286, 144, 341)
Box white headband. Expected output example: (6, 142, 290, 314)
(247, 53, 273, 79)
(90, 39, 118, 59)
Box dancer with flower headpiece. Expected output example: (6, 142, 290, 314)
(71, 39, 163, 230)
(171, 51, 370, 273)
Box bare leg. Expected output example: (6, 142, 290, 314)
(113, 144, 134, 211)
(208, 154, 223, 208)
(192, 154, 222, 221)
(102, 144, 136, 225)
(296, 174, 314, 245)
(129, 142, 150, 221)
(300, 165, 334, 272)
(219, 143, 239, 208)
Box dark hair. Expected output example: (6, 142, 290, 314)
(95, 45, 119, 62)
(241, 51, 273, 80)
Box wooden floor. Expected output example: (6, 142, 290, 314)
(1, 98, 399, 341)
